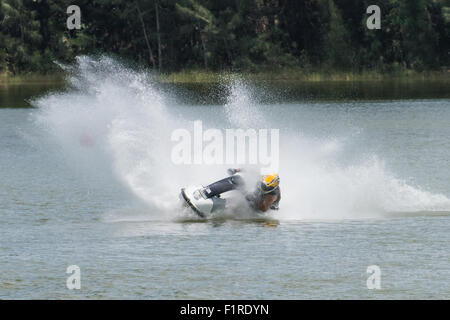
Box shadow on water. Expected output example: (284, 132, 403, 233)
(176, 216, 280, 227)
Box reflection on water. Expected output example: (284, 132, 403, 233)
(0, 83, 65, 108)
(1, 79, 449, 108)
(165, 80, 450, 105)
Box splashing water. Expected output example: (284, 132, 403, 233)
(224, 76, 266, 128)
(32, 56, 450, 221)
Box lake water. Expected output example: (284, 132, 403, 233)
(1, 57, 449, 299)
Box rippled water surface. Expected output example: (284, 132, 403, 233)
(1, 60, 449, 299)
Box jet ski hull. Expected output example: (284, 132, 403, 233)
(179, 185, 226, 218)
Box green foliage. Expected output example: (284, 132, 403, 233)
(0, 0, 448, 75)
(322, 0, 354, 69)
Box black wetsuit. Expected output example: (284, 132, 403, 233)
(202, 175, 245, 198)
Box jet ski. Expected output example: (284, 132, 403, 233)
(179, 174, 245, 218)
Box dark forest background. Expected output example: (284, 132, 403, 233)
(0, 0, 449, 75)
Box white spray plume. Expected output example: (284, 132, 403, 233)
(33, 56, 450, 221)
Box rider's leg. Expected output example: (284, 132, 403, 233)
(202, 175, 245, 198)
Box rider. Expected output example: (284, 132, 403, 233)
(201, 168, 281, 213)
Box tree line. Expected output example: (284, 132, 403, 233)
(0, 0, 449, 75)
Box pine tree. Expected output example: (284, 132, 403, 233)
(321, 0, 353, 69)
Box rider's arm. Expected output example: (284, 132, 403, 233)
(254, 194, 278, 212)
(270, 188, 281, 210)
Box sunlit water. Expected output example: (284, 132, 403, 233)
(1, 57, 449, 299)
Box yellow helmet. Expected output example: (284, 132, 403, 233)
(259, 173, 280, 194)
